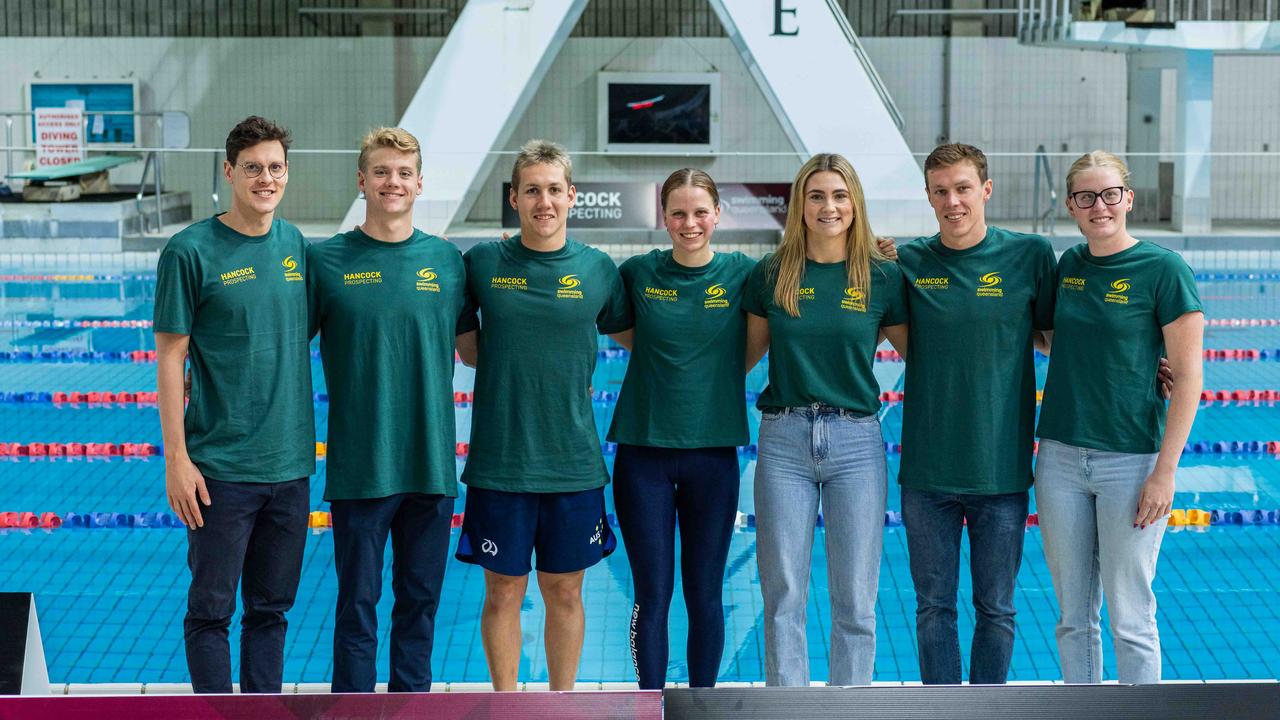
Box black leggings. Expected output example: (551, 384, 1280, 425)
(612, 443, 740, 689)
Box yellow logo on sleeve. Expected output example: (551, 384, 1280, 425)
(977, 272, 1003, 297)
(704, 283, 729, 309)
(1061, 277, 1086, 291)
(281, 256, 303, 282)
(1105, 277, 1131, 304)
(416, 267, 440, 293)
(557, 274, 584, 299)
(840, 287, 866, 312)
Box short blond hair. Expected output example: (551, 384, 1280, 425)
(358, 127, 421, 172)
(1066, 150, 1132, 192)
(511, 139, 572, 189)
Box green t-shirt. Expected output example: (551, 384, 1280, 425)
(742, 255, 908, 415)
(307, 228, 476, 501)
(607, 250, 756, 448)
(153, 215, 315, 483)
(896, 226, 1056, 495)
(461, 237, 633, 493)
(1038, 240, 1202, 454)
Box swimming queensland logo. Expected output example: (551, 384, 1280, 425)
(281, 256, 303, 282)
(976, 271, 1003, 298)
(840, 287, 866, 312)
(1105, 277, 1131, 305)
(557, 274, 584, 300)
(704, 283, 729, 309)
(220, 266, 256, 286)
(415, 267, 440, 293)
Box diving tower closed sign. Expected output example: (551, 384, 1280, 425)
(34, 108, 86, 168)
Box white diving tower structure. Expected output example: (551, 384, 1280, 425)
(343, 0, 932, 237)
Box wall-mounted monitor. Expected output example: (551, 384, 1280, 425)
(597, 72, 719, 153)
(27, 80, 139, 147)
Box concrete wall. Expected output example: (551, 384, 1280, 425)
(0, 37, 443, 222)
(0, 37, 1276, 227)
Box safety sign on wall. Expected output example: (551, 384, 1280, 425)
(34, 107, 86, 168)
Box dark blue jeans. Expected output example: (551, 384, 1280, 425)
(330, 493, 453, 693)
(900, 486, 1028, 685)
(612, 444, 739, 689)
(184, 477, 309, 693)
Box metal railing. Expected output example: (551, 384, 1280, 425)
(1, 111, 183, 183)
(1018, 0, 1278, 43)
(2, 146, 1279, 229)
(1032, 145, 1058, 235)
(826, 0, 905, 131)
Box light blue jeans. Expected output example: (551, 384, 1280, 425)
(1035, 438, 1166, 684)
(754, 405, 887, 686)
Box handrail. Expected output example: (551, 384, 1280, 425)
(133, 153, 164, 234)
(825, 0, 905, 131)
(1032, 144, 1057, 235)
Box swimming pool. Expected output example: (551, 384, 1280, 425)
(0, 251, 1278, 686)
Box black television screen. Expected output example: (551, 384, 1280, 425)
(598, 73, 719, 152)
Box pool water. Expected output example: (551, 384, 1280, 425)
(0, 257, 1278, 685)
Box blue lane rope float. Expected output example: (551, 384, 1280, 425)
(5, 508, 1277, 532)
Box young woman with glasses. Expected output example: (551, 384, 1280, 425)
(1035, 150, 1204, 684)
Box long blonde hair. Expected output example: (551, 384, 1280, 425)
(771, 153, 884, 317)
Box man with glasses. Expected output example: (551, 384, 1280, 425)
(884, 143, 1056, 686)
(155, 116, 314, 693)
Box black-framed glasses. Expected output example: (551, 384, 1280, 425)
(1069, 186, 1126, 209)
(238, 161, 288, 179)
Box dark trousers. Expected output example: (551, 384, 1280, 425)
(612, 444, 740, 689)
(330, 492, 453, 693)
(901, 486, 1029, 685)
(184, 477, 309, 693)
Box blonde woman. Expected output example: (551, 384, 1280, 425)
(1036, 151, 1204, 684)
(743, 153, 908, 686)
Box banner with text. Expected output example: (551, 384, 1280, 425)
(712, 183, 791, 230)
(502, 182, 657, 229)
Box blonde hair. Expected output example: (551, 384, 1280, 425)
(660, 168, 720, 209)
(511, 139, 572, 189)
(770, 153, 885, 317)
(1066, 150, 1132, 192)
(358, 127, 421, 172)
